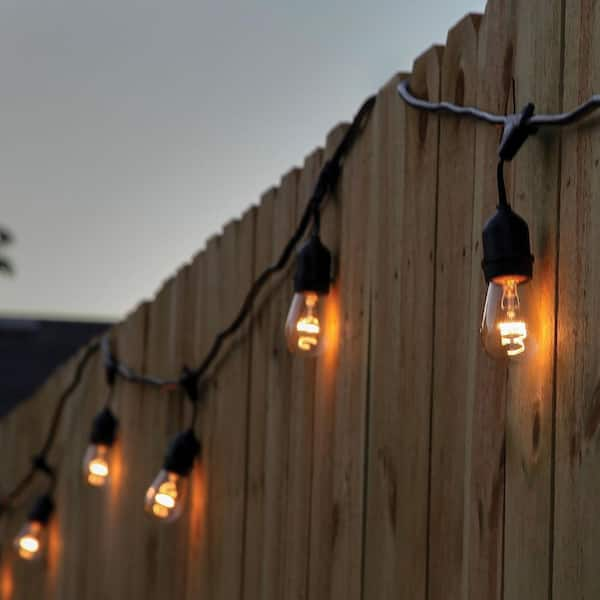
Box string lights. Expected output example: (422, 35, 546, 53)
(285, 229, 332, 355)
(0, 95, 376, 560)
(397, 79, 600, 360)
(83, 407, 118, 487)
(480, 160, 534, 359)
(13, 495, 54, 561)
(4, 72, 600, 572)
(144, 429, 201, 522)
(12, 455, 56, 562)
(83, 358, 119, 487)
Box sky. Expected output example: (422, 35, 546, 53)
(0, 0, 485, 321)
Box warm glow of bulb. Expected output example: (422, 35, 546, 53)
(90, 460, 109, 477)
(155, 492, 176, 509)
(83, 444, 110, 487)
(145, 470, 186, 523)
(14, 521, 43, 561)
(481, 278, 533, 360)
(19, 536, 39, 555)
(285, 291, 326, 356)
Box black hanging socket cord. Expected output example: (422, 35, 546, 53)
(0, 95, 376, 513)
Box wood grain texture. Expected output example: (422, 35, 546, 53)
(260, 169, 298, 600)
(554, 1, 600, 598)
(467, 2, 516, 597)
(428, 14, 479, 600)
(281, 148, 323, 599)
(327, 79, 374, 600)
(242, 188, 276, 600)
(185, 247, 209, 600)
(306, 123, 347, 600)
(102, 303, 149, 600)
(5, 2, 600, 598)
(504, 0, 562, 598)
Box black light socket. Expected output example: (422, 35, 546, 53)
(27, 494, 54, 525)
(293, 234, 332, 295)
(163, 429, 201, 477)
(89, 407, 119, 447)
(481, 204, 534, 284)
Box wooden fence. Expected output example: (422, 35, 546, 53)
(1, 0, 600, 597)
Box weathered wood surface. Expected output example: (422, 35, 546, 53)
(1, 1, 599, 598)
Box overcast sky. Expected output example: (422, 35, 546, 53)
(0, 0, 484, 321)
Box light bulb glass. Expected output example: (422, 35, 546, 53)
(13, 521, 45, 561)
(285, 291, 327, 356)
(481, 278, 533, 360)
(144, 469, 187, 523)
(82, 444, 111, 487)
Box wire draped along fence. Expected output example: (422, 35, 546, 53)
(1, 1, 600, 598)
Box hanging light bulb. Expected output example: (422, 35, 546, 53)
(285, 233, 332, 356)
(144, 429, 201, 523)
(82, 407, 118, 487)
(14, 495, 54, 561)
(480, 166, 534, 360)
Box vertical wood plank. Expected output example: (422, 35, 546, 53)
(428, 15, 480, 600)
(241, 189, 276, 600)
(184, 247, 208, 600)
(53, 345, 106, 600)
(215, 212, 255, 600)
(191, 235, 221, 600)
(193, 210, 255, 600)
(554, 0, 600, 598)
(326, 74, 376, 600)
(504, 0, 563, 598)
(260, 169, 298, 600)
(102, 304, 148, 600)
(306, 123, 347, 600)
(363, 45, 442, 600)
(281, 148, 323, 599)
(468, 2, 516, 597)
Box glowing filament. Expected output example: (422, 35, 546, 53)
(296, 319, 320, 335)
(18, 536, 39, 556)
(155, 493, 176, 509)
(498, 320, 527, 357)
(149, 478, 179, 518)
(15, 522, 42, 560)
(295, 293, 320, 351)
(87, 458, 109, 486)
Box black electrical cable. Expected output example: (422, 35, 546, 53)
(100, 336, 179, 389)
(397, 78, 600, 128)
(497, 160, 508, 207)
(183, 95, 375, 388)
(101, 95, 376, 404)
(0, 94, 375, 515)
(0, 340, 100, 513)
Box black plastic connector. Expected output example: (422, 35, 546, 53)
(27, 494, 54, 525)
(163, 429, 201, 477)
(90, 407, 119, 446)
(293, 234, 332, 295)
(31, 454, 55, 479)
(180, 368, 200, 404)
(498, 103, 537, 162)
(482, 204, 534, 283)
